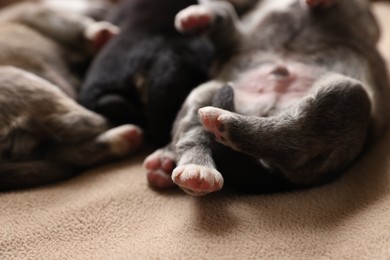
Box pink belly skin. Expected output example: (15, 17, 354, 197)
(233, 61, 322, 115)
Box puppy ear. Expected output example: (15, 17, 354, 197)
(84, 21, 120, 52)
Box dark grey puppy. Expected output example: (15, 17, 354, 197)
(78, 0, 213, 147)
(144, 0, 390, 195)
(0, 2, 142, 191)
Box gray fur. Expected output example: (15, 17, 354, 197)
(145, 0, 390, 195)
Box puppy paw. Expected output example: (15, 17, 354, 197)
(172, 164, 224, 196)
(198, 106, 237, 149)
(85, 21, 120, 51)
(306, 0, 334, 9)
(175, 5, 215, 33)
(98, 124, 143, 156)
(144, 149, 176, 189)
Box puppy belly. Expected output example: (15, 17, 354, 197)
(233, 61, 322, 115)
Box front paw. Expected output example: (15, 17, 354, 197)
(85, 21, 120, 51)
(172, 164, 224, 196)
(97, 124, 143, 156)
(175, 5, 215, 34)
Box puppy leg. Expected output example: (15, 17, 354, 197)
(199, 73, 371, 185)
(0, 67, 143, 164)
(144, 81, 225, 194)
(175, 1, 243, 55)
(50, 124, 143, 167)
(0, 67, 142, 190)
(36, 87, 144, 162)
(7, 3, 118, 50)
(40, 97, 143, 166)
(167, 81, 226, 196)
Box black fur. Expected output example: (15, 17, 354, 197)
(79, 0, 214, 146)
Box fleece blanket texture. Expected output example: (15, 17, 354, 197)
(1, 3, 390, 259)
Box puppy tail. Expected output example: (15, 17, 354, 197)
(212, 84, 236, 112)
(0, 161, 79, 191)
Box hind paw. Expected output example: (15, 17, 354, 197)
(198, 106, 238, 149)
(98, 124, 143, 156)
(172, 164, 224, 196)
(175, 5, 215, 33)
(144, 149, 176, 189)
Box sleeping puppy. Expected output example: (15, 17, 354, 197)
(144, 0, 390, 195)
(0, 2, 142, 191)
(78, 0, 213, 146)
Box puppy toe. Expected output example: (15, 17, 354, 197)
(172, 164, 224, 196)
(175, 5, 214, 33)
(98, 124, 143, 156)
(144, 149, 176, 189)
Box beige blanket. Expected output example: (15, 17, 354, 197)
(1, 3, 390, 259)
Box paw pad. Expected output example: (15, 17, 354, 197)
(144, 150, 176, 189)
(172, 164, 224, 196)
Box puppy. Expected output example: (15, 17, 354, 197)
(78, 0, 213, 146)
(144, 0, 390, 195)
(0, 2, 142, 191)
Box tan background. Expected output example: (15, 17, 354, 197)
(1, 2, 390, 259)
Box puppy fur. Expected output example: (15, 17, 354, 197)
(78, 0, 214, 146)
(0, 2, 142, 191)
(144, 0, 390, 195)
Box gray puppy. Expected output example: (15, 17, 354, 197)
(0, 2, 142, 190)
(144, 0, 390, 195)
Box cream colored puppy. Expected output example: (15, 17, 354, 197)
(0, 1, 141, 191)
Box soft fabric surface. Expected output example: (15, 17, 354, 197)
(1, 3, 390, 259)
